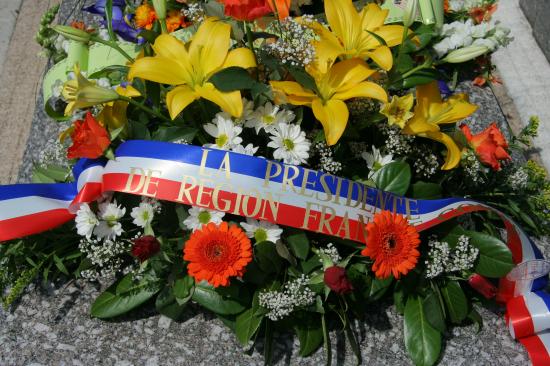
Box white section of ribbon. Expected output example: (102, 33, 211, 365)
(77, 165, 104, 191)
(0, 196, 73, 220)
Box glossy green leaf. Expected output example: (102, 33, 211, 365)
(422, 291, 446, 332)
(294, 316, 324, 357)
(235, 308, 264, 346)
(374, 161, 411, 195)
(255, 241, 282, 273)
(404, 296, 442, 366)
(410, 182, 442, 200)
(209, 67, 256, 92)
(155, 285, 187, 320)
(466, 231, 514, 277)
(441, 281, 468, 324)
(173, 276, 194, 305)
(287, 232, 310, 260)
(191, 283, 246, 315)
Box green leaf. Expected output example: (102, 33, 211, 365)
(287, 67, 318, 93)
(209, 67, 256, 92)
(466, 231, 514, 277)
(152, 126, 197, 142)
(422, 291, 446, 333)
(275, 241, 297, 267)
(374, 161, 411, 195)
(286, 232, 310, 260)
(155, 285, 187, 320)
(410, 182, 442, 200)
(105, 0, 116, 42)
(53, 254, 69, 275)
(401, 69, 443, 89)
(294, 316, 324, 357)
(255, 241, 282, 273)
(467, 307, 483, 333)
(91, 273, 162, 318)
(173, 276, 194, 305)
(404, 296, 442, 366)
(441, 281, 468, 324)
(235, 308, 264, 346)
(192, 283, 246, 315)
(369, 276, 393, 300)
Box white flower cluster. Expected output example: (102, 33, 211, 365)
(413, 152, 439, 178)
(79, 237, 132, 280)
(433, 19, 512, 58)
(311, 141, 342, 174)
(267, 123, 311, 165)
(318, 243, 341, 264)
(425, 235, 479, 278)
(182, 3, 205, 23)
(75, 201, 126, 240)
(183, 206, 225, 231)
(240, 218, 283, 243)
(130, 198, 161, 228)
(258, 275, 316, 321)
(507, 167, 529, 191)
(448, 0, 487, 12)
(461, 149, 486, 184)
(381, 124, 415, 156)
(263, 16, 317, 67)
(37, 135, 71, 169)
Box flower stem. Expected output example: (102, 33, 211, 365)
(120, 96, 171, 123)
(244, 22, 258, 66)
(92, 37, 134, 62)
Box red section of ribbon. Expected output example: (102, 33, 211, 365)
(507, 296, 535, 339)
(0, 209, 75, 242)
(520, 335, 550, 366)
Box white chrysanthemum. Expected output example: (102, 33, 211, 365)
(267, 123, 310, 165)
(204, 114, 243, 150)
(182, 207, 225, 231)
(94, 201, 126, 240)
(231, 143, 259, 156)
(362, 146, 394, 178)
(245, 102, 294, 134)
(240, 218, 283, 243)
(130, 202, 155, 228)
(75, 203, 99, 238)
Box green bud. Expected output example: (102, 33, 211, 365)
(53, 25, 92, 43)
(403, 0, 419, 28)
(442, 45, 489, 63)
(152, 0, 167, 20)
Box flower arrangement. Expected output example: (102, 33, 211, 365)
(3, 0, 550, 365)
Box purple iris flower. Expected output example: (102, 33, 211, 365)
(438, 80, 453, 98)
(83, 0, 141, 43)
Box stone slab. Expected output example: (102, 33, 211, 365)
(0, 0, 23, 75)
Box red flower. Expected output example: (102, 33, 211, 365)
(132, 235, 161, 262)
(324, 266, 354, 295)
(67, 112, 110, 159)
(219, 0, 272, 21)
(460, 122, 511, 170)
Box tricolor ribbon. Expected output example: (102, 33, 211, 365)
(0, 140, 549, 364)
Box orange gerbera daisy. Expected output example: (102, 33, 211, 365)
(361, 211, 420, 279)
(135, 3, 157, 30)
(183, 222, 253, 287)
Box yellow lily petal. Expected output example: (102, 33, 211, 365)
(375, 25, 407, 47)
(312, 98, 349, 146)
(359, 3, 388, 31)
(327, 59, 376, 91)
(166, 85, 198, 120)
(364, 46, 393, 71)
(325, 0, 361, 50)
(189, 18, 231, 78)
(416, 82, 443, 116)
(403, 115, 440, 135)
(333, 81, 388, 103)
(116, 85, 141, 98)
(428, 95, 478, 125)
(270, 81, 317, 98)
(423, 131, 462, 170)
(221, 48, 257, 70)
(128, 56, 190, 85)
(309, 22, 345, 73)
(151, 34, 194, 82)
(196, 82, 242, 118)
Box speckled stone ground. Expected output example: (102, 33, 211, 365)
(4, 1, 549, 364)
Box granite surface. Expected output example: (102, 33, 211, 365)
(5, 1, 549, 364)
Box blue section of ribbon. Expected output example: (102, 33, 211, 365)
(72, 158, 105, 181)
(0, 183, 76, 201)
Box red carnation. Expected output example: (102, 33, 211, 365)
(131, 235, 161, 262)
(324, 266, 354, 295)
(219, 0, 271, 21)
(460, 122, 511, 171)
(67, 111, 110, 159)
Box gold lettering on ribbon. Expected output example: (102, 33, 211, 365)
(176, 175, 198, 203)
(123, 167, 162, 197)
(282, 165, 300, 193)
(264, 161, 282, 187)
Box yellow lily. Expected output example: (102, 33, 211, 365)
(128, 17, 256, 119)
(380, 94, 415, 128)
(403, 82, 478, 170)
(308, 0, 405, 73)
(271, 58, 387, 145)
(97, 84, 141, 130)
(62, 64, 119, 116)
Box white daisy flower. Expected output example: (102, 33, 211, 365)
(267, 123, 310, 165)
(75, 203, 99, 238)
(204, 114, 243, 150)
(245, 102, 295, 134)
(130, 202, 156, 228)
(94, 201, 126, 240)
(231, 143, 259, 156)
(240, 218, 283, 243)
(362, 146, 394, 178)
(182, 207, 225, 231)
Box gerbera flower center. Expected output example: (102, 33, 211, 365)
(198, 211, 212, 224)
(283, 138, 295, 150)
(204, 241, 227, 262)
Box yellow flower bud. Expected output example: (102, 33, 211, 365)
(442, 45, 489, 63)
(53, 25, 92, 43)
